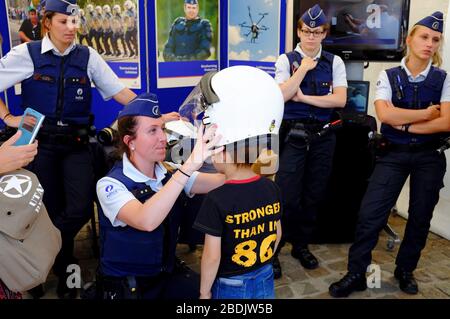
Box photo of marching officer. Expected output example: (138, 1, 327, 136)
(75, 0, 139, 62)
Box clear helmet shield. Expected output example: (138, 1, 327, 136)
(178, 85, 205, 127)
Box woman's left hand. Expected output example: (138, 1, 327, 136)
(183, 124, 224, 173)
(161, 112, 180, 123)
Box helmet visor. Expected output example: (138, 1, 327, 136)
(178, 84, 208, 127)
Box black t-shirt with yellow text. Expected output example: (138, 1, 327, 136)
(194, 175, 282, 277)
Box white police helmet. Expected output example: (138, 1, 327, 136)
(179, 66, 284, 146)
(124, 0, 133, 10)
(86, 4, 93, 12)
(95, 5, 102, 14)
(79, 8, 84, 16)
(113, 4, 121, 13)
(103, 4, 111, 13)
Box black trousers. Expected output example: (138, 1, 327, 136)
(275, 132, 336, 246)
(28, 142, 95, 276)
(348, 149, 446, 273)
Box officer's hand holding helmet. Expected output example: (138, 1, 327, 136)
(177, 66, 284, 174)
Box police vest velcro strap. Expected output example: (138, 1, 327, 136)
(389, 140, 443, 152)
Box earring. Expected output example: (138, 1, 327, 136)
(131, 146, 135, 151)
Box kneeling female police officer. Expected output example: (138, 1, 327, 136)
(96, 93, 225, 299)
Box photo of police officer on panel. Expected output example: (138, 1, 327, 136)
(76, 0, 139, 62)
(157, 0, 217, 62)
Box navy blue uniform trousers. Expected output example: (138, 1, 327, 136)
(275, 132, 336, 246)
(348, 149, 446, 273)
(29, 142, 95, 276)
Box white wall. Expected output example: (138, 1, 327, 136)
(284, 0, 450, 239)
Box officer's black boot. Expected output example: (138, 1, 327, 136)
(291, 245, 319, 269)
(394, 268, 418, 294)
(329, 272, 367, 298)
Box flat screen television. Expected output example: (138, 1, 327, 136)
(344, 80, 370, 114)
(293, 0, 410, 61)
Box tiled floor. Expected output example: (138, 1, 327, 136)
(25, 214, 450, 299)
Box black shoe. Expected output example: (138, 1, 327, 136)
(28, 284, 45, 299)
(291, 246, 319, 269)
(394, 268, 418, 295)
(56, 276, 77, 299)
(329, 272, 367, 298)
(273, 256, 282, 279)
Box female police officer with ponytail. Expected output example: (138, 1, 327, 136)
(0, 0, 137, 298)
(96, 93, 225, 299)
(329, 12, 450, 298)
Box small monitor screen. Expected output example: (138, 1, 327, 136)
(294, 0, 410, 61)
(345, 80, 370, 114)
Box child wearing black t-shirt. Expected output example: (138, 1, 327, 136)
(194, 147, 282, 299)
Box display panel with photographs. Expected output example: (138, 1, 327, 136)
(5, 0, 141, 89)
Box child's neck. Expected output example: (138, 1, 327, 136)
(223, 165, 258, 181)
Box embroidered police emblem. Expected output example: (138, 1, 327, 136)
(152, 105, 160, 116)
(77, 88, 83, 96)
(376, 80, 381, 87)
(310, 21, 316, 28)
(432, 22, 439, 30)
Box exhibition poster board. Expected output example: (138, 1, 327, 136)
(4, 0, 142, 90)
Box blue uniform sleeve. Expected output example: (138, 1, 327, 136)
(191, 19, 212, 60)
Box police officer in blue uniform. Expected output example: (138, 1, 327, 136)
(329, 12, 450, 298)
(163, 0, 213, 61)
(0, 0, 137, 298)
(273, 4, 347, 278)
(96, 93, 225, 299)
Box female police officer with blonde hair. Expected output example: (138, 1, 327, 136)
(0, 0, 138, 298)
(330, 11, 450, 298)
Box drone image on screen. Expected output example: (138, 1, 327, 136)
(239, 6, 269, 43)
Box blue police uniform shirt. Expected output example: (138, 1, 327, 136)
(375, 57, 450, 102)
(97, 153, 199, 227)
(0, 35, 125, 100)
(275, 44, 347, 89)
